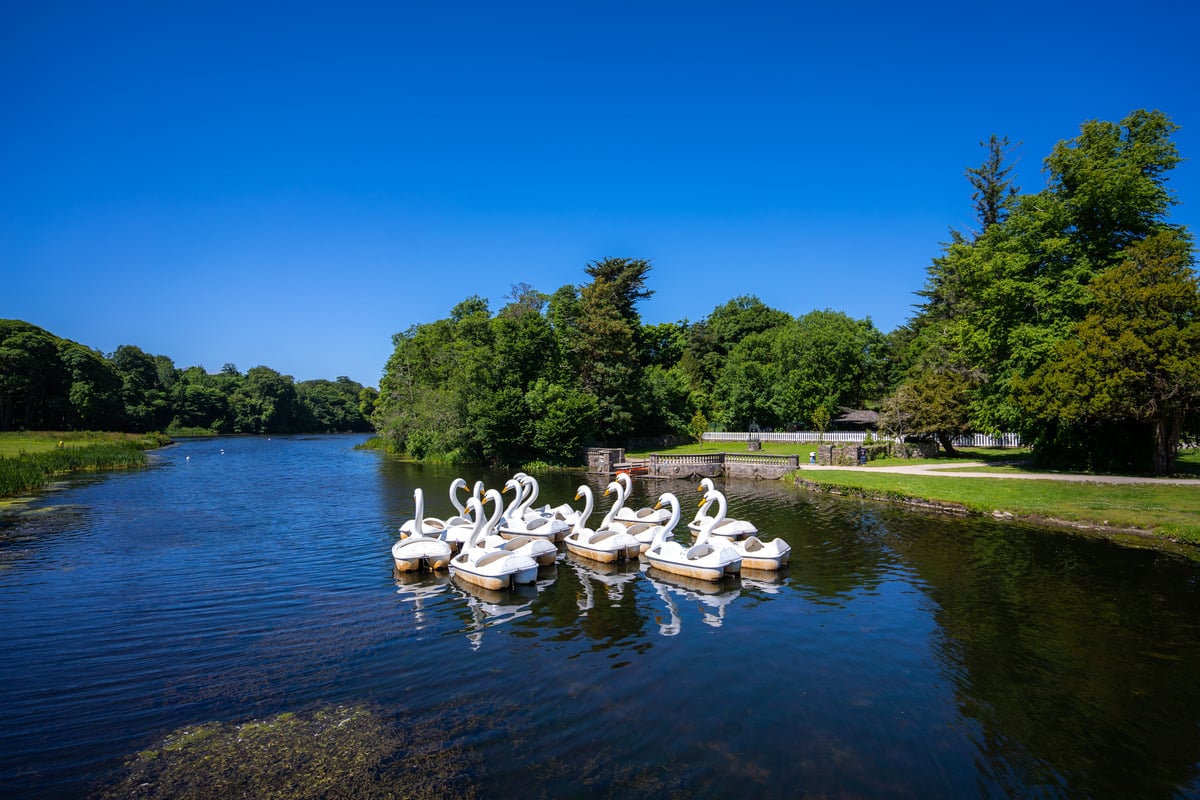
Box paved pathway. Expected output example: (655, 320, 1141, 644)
(793, 461, 1199, 486)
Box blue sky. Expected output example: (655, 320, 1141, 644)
(4, 1, 1198, 388)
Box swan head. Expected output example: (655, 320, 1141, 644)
(697, 477, 716, 493)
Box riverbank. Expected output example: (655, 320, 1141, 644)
(627, 441, 1199, 550)
(0, 431, 171, 499)
(789, 464, 1200, 549)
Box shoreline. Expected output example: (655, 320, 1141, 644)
(791, 476, 1200, 561)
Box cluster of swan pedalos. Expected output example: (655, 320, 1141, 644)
(392, 473, 791, 590)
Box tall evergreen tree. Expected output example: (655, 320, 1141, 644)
(965, 134, 1020, 234)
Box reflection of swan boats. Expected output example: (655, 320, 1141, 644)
(739, 567, 787, 593)
(643, 565, 742, 629)
(564, 551, 640, 613)
(393, 570, 452, 629)
(451, 571, 555, 650)
(394, 569, 452, 594)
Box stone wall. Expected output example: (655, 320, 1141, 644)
(585, 447, 625, 474)
(724, 461, 795, 480)
(817, 444, 867, 466)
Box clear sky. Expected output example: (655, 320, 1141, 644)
(4, 1, 1198, 388)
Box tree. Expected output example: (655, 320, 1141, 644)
(582, 257, 654, 324)
(1015, 230, 1200, 473)
(230, 366, 297, 434)
(688, 409, 708, 446)
(524, 379, 599, 463)
(965, 134, 1020, 234)
(574, 259, 655, 442)
(0, 321, 62, 430)
(112, 345, 173, 432)
(1043, 109, 1181, 267)
(59, 342, 123, 429)
(906, 109, 1187, 439)
(682, 296, 791, 394)
(295, 378, 372, 432)
(885, 370, 976, 455)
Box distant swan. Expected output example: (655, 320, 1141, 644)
(480, 489, 559, 566)
(497, 479, 571, 541)
(613, 472, 671, 525)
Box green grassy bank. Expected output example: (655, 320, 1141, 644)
(791, 468, 1200, 546)
(0, 431, 170, 499)
(628, 441, 1200, 547)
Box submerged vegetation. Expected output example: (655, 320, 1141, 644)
(93, 705, 482, 800)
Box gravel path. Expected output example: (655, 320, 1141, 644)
(793, 462, 1200, 486)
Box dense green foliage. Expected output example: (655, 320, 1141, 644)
(0, 320, 376, 435)
(374, 262, 885, 465)
(4, 109, 1193, 474)
(893, 109, 1197, 473)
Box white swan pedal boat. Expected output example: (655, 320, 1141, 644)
(449, 496, 540, 590)
(642, 492, 741, 582)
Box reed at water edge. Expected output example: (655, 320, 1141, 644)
(0, 436, 163, 498)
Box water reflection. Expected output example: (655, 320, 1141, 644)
(448, 568, 557, 651)
(563, 553, 639, 614)
(392, 570, 451, 631)
(642, 565, 742, 632)
(888, 516, 1200, 798)
(7, 440, 1200, 799)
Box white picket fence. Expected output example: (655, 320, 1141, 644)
(702, 431, 1023, 448)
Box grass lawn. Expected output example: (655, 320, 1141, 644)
(791, 469, 1200, 545)
(629, 440, 1200, 547)
(1, 431, 171, 499)
(0, 430, 166, 457)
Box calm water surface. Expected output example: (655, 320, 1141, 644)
(2, 435, 1199, 798)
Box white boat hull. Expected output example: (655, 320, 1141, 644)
(391, 538, 452, 571)
(642, 553, 730, 582)
(449, 550, 539, 590)
(564, 532, 641, 563)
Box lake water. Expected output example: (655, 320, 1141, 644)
(2, 434, 1199, 798)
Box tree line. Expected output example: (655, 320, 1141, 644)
(374, 109, 1198, 474)
(0, 319, 377, 435)
(4, 109, 1195, 473)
